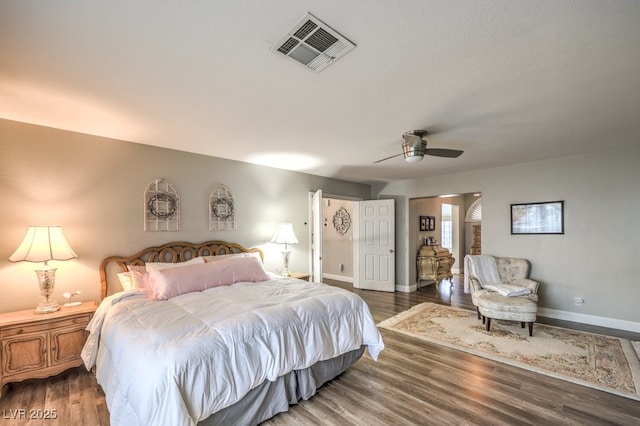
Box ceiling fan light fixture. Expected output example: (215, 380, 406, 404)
(373, 129, 464, 164)
(404, 154, 423, 163)
(402, 139, 425, 162)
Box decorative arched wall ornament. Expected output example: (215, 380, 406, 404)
(145, 178, 180, 231)
(210, 184, 236, 231)
(333, 206, 351, 235)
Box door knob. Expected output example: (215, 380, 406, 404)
(389, 249, 394, 253)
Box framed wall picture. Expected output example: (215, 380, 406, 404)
(420, 215, 436, 231)
(511, 201, 564, 234)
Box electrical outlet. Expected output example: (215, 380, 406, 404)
(574, 297, 585, 306)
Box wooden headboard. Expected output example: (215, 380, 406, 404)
(99, 240, 264, 299)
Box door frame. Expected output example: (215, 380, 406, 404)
(309, 192, 395, 292)
(309, 191, 363, 283)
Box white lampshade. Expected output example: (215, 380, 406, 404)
(9, 226, 78, 263)
(270, 223, 299, 246)
(9, 226, 77, 314)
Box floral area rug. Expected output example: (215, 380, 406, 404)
(378, 302, 640, 400)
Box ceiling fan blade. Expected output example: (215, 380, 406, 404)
(373, 153, 404, 164)
(424, 148, 464, 158)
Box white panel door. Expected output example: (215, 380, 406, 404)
(357, 199, 395, 292)
(311, 189, 323, 283)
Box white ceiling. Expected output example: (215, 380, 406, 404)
(1, 1, 639, 185)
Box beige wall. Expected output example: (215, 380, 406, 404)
(4, 118, 638, 331)
(0, 119, 370, 313)
(375, 145, 640, 330)
(322, 198, 354, 281)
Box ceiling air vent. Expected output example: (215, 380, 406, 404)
(272, 13, 355, 73)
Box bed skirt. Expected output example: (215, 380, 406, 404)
(200, 346, 366, 425)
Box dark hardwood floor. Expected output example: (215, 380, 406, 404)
(1, 276, 639, 425)
(267, 276, 640, 426)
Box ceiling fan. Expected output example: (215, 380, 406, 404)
(373, 130, 464, 164)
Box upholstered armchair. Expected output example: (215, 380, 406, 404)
(464, 255, 540, 319)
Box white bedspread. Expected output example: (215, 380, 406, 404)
(82, 276, 384, 426)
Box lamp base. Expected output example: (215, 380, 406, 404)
(34, 265, 59, 314)
(34, 298, 60, 314)
(281, 250, 292, 277)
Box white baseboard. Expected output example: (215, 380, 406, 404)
(396, 283, 415, 293)
(322, 273, 354, 283)
(537, 307, 640, 333)
(397, 281, 439, 293)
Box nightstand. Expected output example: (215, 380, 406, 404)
(289, 272, 311, 281)
(0, 301, 97, 398)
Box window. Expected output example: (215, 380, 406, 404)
(441, 219, 452, 250)
(441, 203, 452, 250)
(465, 197, 482, 222)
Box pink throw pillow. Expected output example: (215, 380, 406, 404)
(145, 256, 270, 300)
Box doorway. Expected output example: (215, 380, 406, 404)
(309, 191, 395, 292)
(319, 197, 356, 283)
(409, 192, 481, 289)
(440, 203, 458, 260)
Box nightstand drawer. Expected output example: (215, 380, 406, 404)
(1, 314, 92, 338)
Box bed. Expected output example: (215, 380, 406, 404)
(82, 240, 384, 426)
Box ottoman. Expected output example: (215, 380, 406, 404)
(477, 294, 537, 336)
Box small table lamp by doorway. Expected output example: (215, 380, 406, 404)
(271, 223, 298, 277)
(9, 226, 78, 314)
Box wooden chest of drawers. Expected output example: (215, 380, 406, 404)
(417, 245, 454, 289)
(0, 301, 97, 397)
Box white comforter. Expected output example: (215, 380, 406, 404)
(82, 276, 384, 426)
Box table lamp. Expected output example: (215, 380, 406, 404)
(270, 223, 298, 277)
(9, 226, 78, 314)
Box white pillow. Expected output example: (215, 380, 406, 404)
(145, 256, 205, 271)
(116, 272, 134, 291)
(202, 253, 245, 262)
(203, 252, 262, 263)
(116, 264, 147, 291)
